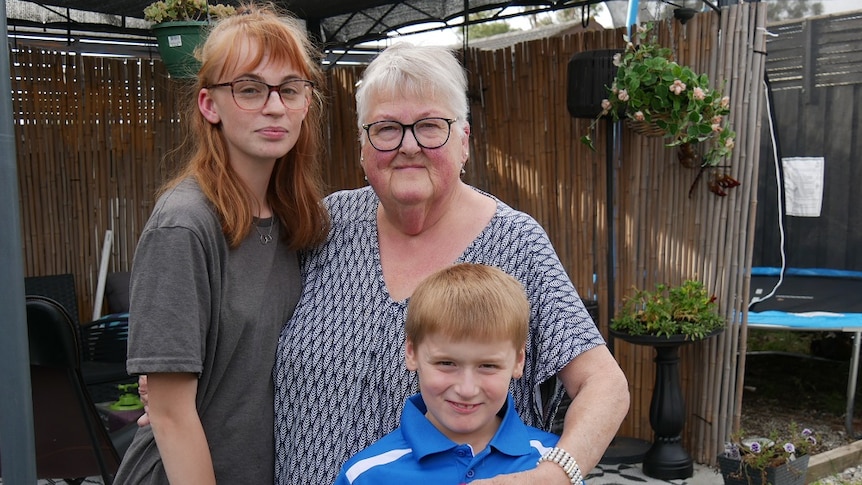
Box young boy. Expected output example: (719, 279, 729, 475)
(334, 263, 562, 484)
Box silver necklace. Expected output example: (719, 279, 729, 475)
(255, 218, 275, 245)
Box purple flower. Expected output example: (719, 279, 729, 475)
(724, 443, 741, 460)
(802, 428, 813, 437)
(750, 442, 761, 453)
(784, 443, 795, 453)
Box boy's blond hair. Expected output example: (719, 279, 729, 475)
(406, 263, 529, 349)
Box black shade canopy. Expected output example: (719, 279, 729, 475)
(11, 0, 606, 50)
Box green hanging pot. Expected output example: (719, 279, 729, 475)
(151, 20, 208, 79)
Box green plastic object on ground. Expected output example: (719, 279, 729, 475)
(109, 382, 144, 411)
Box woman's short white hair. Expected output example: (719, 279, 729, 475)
(355, 42, 469, 139)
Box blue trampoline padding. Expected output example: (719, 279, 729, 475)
(745, 271, 862, 437)
(752, 267, 862, 279)
(749, 268, 862, 314)
(747, 310, 862, 331)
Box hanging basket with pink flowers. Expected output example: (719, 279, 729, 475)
(581, 22, 736, 171)
(626, 117, 667, 137)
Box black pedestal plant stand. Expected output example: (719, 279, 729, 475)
(611, 330, 722, 480)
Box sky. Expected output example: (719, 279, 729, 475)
(820, 0, 858, 14)
(387, 0, 861, 47)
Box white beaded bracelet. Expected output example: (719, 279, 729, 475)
(537, 447, 584, 485)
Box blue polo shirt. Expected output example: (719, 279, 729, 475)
(334, 393, 560, 484)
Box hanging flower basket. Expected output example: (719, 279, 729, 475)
(580, 22, 736, 170)
(144, 0, 236, 78)
(626, 118, 666, 138)
(151, 20, 207, 79)
(578, 22, 742, 197)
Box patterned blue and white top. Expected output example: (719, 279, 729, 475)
(273, 185, 604, 485)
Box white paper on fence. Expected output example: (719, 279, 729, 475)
(782, 156, 824, 217)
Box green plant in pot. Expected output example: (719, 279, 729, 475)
(718, 423, 820, 485)
(144, 0, 236, 78)
(581, 22, 739, 197)
(611, 279, 724, 341)
(144, 0, 235, 23)
(611, 279, 726, 479)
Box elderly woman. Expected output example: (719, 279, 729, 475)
(273, 42, 629, 485)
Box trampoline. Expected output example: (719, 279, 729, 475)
(747, 267, 862, 436)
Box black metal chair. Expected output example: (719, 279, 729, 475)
(24, 273, 133, 403)
(1, 295, 137, 484)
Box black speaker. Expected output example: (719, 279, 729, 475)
(567, 49, 623, 119)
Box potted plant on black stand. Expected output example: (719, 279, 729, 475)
(144, 0, 235, 78)
(611, 279, 725, 480)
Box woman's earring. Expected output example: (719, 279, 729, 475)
(460, 164, 466, 175)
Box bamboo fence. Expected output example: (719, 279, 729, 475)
(12, 3, 769, 464)
(459, 4, 768, 463)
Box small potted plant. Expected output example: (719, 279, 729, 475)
(611, 279, 725, 342)
(718, 423, 819, 485)
(581, 22, 739, 196)
(144, 0, 236, 78)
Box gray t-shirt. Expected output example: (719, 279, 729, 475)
(115, 177, 300, 484)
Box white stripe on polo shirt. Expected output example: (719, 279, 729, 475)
(530, 440, 553, 457)
(345, 448, 413, 483)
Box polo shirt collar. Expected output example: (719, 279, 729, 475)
(401, 393, 538, 461)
